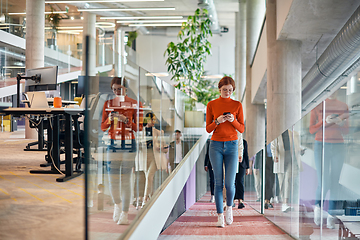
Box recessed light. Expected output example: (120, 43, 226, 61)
(100, 15, 183, 20)
(8, 11, 67, 15)
(117, 19, 185, 24)
(77, 7, 175, 12)
(128, 23, 182, 27)
(45, 0, 164, 3)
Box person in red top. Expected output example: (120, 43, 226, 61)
(206, 76, 245, 227)
(101, 77, 143, 225)
(309, 91, 349, 229)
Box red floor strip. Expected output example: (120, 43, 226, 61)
(160, 192, 293, 239)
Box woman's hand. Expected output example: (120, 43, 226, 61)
(217, 115, 227, 124)
(118, 114, 127, 122)
(225, 113, 235, 122)
(238, 156, 243, 163)
(246, 168, 251, 175)
(109, 111, 117, 121)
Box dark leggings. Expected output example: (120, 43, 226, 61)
(234, 166, 246, 200)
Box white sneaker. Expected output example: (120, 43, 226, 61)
(327, 215, 335, 229)
(117, 211, 129, 225)
(314, 205, 320, 226)
(113, 203, 121, 222)
(210, 195, 215, 203)
(274, 196, 279, 203)
(225, 206, 233, 225)
(216, 214, 225, 228)
(282, 203, 291, 212)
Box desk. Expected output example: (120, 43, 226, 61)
(22, 99, 78, 106)
(0, 107, 84, 182)
(337, 216, 360, 239)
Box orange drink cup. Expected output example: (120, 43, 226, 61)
(53, 97, 62, 108)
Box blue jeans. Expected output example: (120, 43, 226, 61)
(314, 141, 345, 213)
(209, 140, 238, 213)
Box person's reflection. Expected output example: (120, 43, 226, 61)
(142, 112, 169, 207)
(100, 77, 142, 225)
(309, 92, 349, 229)
(271, 130, 302, 212)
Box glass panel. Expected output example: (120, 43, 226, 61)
(246, 148, 264, 213)
(85, 43, 142, 238)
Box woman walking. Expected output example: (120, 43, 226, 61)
(206, 76, 245, 227)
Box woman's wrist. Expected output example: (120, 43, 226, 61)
(215, 119, 220, 125)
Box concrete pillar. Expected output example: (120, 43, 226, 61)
(245, 0, 266, 157)
(25, 0, 45, 139)
(82, 12, 96, 76)
(235, 0, 246, 102)
(114, 24, 126, 78)
(266, 0, 302, 143)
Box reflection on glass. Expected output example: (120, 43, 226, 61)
(100, 77, 143, 225)
(310, 91, 349, 230)
(270, 130, 301, 213)
(168, 130, 190, 171)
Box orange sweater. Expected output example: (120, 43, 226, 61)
(309, 98, 349, 143)
(101, 96, 143, 140)
(206, 97, 245, 141)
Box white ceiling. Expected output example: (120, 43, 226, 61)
(1, 0, 239, 28)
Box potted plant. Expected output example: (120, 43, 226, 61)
(46, 7, 61, 49)
(164, 8, 212, 127)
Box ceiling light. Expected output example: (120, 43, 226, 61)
(70, 16, 74, 20)
(3, 66, 26, 69)
(9, 11, 67, 15)
(101, 15, 183, 20)
(58, 26, 83, 29)
(145, 72, 169, 77)
(58, 30, 82, 34)
(117, 19, 185, 24)
(128, 23, 182, 27)
(46, 0, 164, 3)
(78, 7, 175, 12)
(95, 22, 116, 28)
(201, 75, 223, 79)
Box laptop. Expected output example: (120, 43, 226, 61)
(26, 92, 49, 108)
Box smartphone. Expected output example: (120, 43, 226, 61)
(223, 112, 231, 115)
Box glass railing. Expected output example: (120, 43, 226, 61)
(245, 77, 360, 239)
(83, 38, 206, 238)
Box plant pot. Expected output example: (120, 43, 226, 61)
(184, 111, 204, 128)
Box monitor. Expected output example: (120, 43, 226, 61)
(25, 66, 58, 92)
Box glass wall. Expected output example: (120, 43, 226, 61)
(244, 149, 264, 213)
(245, 76, 360, 239)
(84, 41, 205, 238)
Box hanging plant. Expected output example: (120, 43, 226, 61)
(164, 8, 212, 107)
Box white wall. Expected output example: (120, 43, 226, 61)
(251, 22, 267, 103)
(136, 26, 236, 82)
(276, 0, 293, 39)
